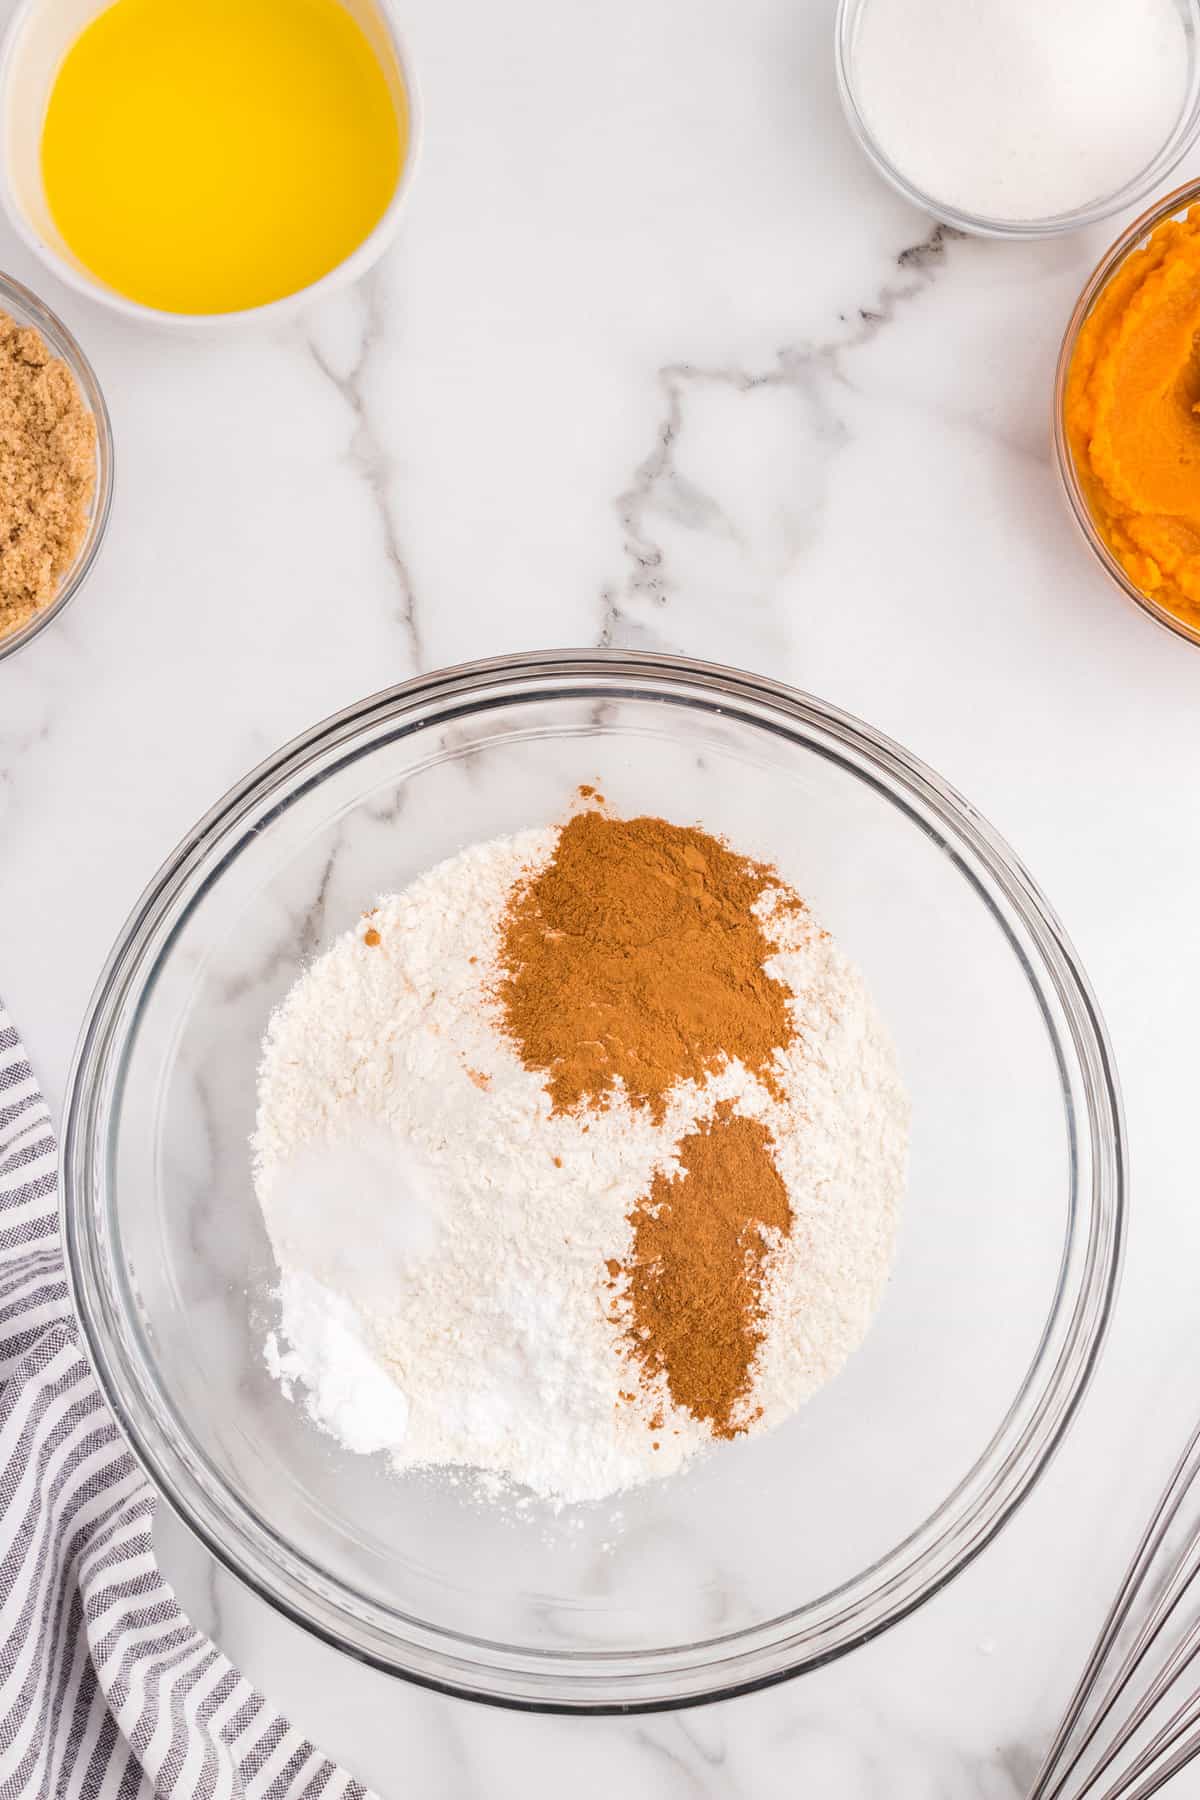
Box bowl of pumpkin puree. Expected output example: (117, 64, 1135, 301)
(1057, 181, 1200, 646)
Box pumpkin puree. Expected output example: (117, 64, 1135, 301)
(1066, 205, 1200, 627)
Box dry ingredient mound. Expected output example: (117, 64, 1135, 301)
(253, 810, 909, 1506)
(497, 810, 799, 1120)
(0, 311, 95, 641)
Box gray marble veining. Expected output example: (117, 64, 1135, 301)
(304, 271, 425, 672)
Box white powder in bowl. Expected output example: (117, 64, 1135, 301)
(851, 0, 1188, 223)
(253, 828, 909, 1506)
(264, 1272, 410, 1455)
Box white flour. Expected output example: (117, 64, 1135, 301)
(253, 828, 909, 1505)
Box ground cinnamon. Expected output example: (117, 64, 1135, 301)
(496, 809, 798, 1121)
(498, 806, 803, 1437)
(621, 1105, 791, 1436)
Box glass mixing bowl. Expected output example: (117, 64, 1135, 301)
(63, 651, 1124, 1710)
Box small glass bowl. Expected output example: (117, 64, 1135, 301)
(0, 269, 113, 661)
(1054, 179, 1200, 648)
(835, 0, 1200, 239)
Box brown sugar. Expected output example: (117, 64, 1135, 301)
(621, 1104, 791, 1437)
(496, 811, 798, 1122)
(0, 311, 95, 642)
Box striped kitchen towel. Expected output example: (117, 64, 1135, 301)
(0, 1000, 371, 1800)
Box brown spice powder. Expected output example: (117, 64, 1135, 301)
(496, 811, 798, 1121)
(0, 312, 96, 642)
(497, 806, 806, 1433)
(622, 1105, 791, 1437)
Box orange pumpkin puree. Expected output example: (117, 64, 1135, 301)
(1066, 205, 1200, 627)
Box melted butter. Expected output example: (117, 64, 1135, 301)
(42, 0, 405, 315)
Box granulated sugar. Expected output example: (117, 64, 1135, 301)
(851, 0, 1187, 222)
(253, 825, 909, 1506)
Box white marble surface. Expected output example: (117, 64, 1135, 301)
(4, 0, 1200, 1790)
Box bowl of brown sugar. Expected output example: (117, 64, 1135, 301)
(0, 270, 112, 661)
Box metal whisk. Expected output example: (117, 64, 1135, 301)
(1030, 1418, 1200, 1800)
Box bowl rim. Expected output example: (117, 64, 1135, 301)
(0, 267, 113, 661)
(61, 649, 1127, 1711)
(0, 0, 423, 329)
(1053, 176, 1200, 649)
(834, 0, 1200, 239)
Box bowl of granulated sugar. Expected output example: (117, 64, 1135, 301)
(0, 270, 112, 659)
(837, 0, 1200, 236)
(62, 650, 1124, 1710)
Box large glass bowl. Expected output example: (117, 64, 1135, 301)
(62, 651, 1125, 1711)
